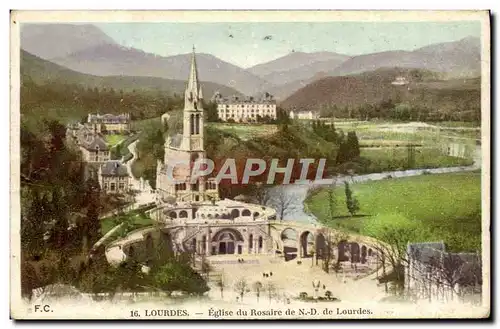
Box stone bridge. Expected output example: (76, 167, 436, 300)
(268, 221, 380, 264)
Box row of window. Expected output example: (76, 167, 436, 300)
(220, 104, 274, 108)
(220, 114, 276, 119)
(103, 182, 126, 191)
(168, 208, 259, 219)
(219, 109, 275, 114)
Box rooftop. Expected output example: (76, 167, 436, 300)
(100, 161, 128, 177)
(88, 113, 130, 124)
(213, 92, 276, 105)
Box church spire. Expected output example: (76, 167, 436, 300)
(186, 45, 201, 100)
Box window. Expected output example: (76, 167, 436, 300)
(119, 183, 124, 190)
(110, 183, 115, 191)
(104, 183, 108, 190)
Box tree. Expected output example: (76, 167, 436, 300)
(362, 213, 429, 294)
(344, 182, 360, 216)
(319, 229, 348, 274)
(326, 187, 337, 222)
(252, 183, 272, 206)
(152, 262, 208, 295)
(252, 281, 263, 302)
(234, 278, 248, 301)
(269, 186, 295, 220)
(215, 276, 225, 299)
(264, 281, 277, 304)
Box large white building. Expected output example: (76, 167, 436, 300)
(213, 92, 277, 122)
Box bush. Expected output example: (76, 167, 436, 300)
(299, 292, 308, 299)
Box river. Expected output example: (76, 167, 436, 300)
(274, 145, 482, 224)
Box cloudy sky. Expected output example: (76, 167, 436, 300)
(95, 21, 480, 68)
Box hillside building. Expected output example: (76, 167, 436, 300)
(86, 113, 131, 133)
(289, 109, 319, 120)
(213, 92, 277, 122)
(405, 241, 482, 302)
(98, 160, 130, 194)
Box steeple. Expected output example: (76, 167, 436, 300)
(185, 46, 203, 106)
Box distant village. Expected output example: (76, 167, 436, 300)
(66, 113, 131, 194)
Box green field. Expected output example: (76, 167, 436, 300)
(305, 172, 481, 252)
(101, 207, 155, 242)
(360, 147, 473, 172)
(104, 134, 127, 147)
(208, 122, 278, 140)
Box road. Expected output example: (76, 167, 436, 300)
(124, 140, 155, 205)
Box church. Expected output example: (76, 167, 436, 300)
(153, 48, 277, 256)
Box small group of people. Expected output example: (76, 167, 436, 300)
(262, 272, 273, 278)
(237, 258, 245, 263)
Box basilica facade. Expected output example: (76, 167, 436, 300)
(154, 48, 277, 256)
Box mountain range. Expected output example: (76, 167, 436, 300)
(21, 49, 242, 97)
(20, 23, 481, 102)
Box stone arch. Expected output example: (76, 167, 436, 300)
(230, 209, 240, 219)
(258, 236, 263, 249)
(315, 233, 327, 260)
(338, 240, 349, 262)
(350, 242, 361, 263)
(361, 245, 367, 264)
(299, 231, 314, 258)
(242, 209, 251, 217)
(214, 213, 219, 218)
(212, 228, 244, 255)
(169, 211, 177, 219)
(212, 228, 244, 242)
(249, 234, 253, 250)
(201, 235, 207, 253)
(179, 210, 188, 218)
(280, 228, 298, 261)
(368, 248, 373, 257)
(253, 212, 260, 218)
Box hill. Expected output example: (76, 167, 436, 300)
(21, 50, 241, 97)
(330, 37, 480, 78)
(20, 23, 118, 60)
(249, 51, 350, 83)
(49, 44, 269, 96)
(281, 67, 480, 122)
(21, 23, 268, 96)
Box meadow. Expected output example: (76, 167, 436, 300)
(305, 172, 481, 252)
(207, 122, 278, 141)
(101, 207, 156, 243)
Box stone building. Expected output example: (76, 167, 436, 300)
(405, 241, 482, 302)
(156, 47, 219, 204)
(289, 110, 319, 120)
(86, 113, 131, 133)
(70, 128, 110, 180)
(98, 160, 130, 194)
(153, 48, 278, 256)
(213, 92, 277, 122)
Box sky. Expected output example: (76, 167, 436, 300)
(95, 21, 481, 68)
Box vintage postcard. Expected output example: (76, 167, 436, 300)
(10, 10, 490, 319)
